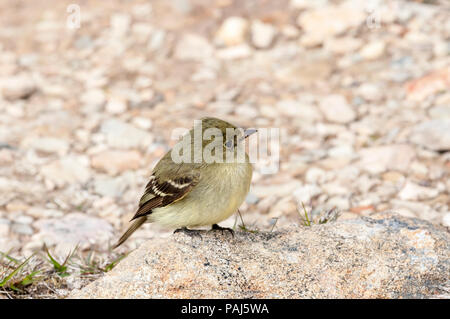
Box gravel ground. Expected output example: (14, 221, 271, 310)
(0, 0, 449, 288)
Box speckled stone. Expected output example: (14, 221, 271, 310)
(70, 213, 450, 298)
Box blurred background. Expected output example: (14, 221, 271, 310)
(0, 0, 449, 261)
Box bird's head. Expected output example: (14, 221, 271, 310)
(197, 117, 257, 151)
(174, 117, 257, 163)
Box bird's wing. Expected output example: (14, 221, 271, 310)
(130, 172, 199, 220)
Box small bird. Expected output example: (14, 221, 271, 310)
(114, 117, 256, 248)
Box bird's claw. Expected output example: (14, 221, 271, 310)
(210, 224, 235, 237)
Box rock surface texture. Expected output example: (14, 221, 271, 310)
(70, 213, 450, 298)
(1, 0, 450, 298)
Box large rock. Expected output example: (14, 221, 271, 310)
(409, 119, 450, 151)
(100, 119, 153, 149)
(174, 33, 214, 61)
(1, 74, 37, 100)
(31, 213, 114, 256)
(91, 150, 142, 175)
(70, 213, 449, 298)
(214, 16, 249, 47)
(22, 136, 70, 156)
(251, 20, 276, 49)
(357, 144, 416, 174)
(319, 94, 356, 124)
(40, 156, 91, 188)
(297, 4, 365, 46)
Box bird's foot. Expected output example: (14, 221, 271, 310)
(209, 224, 235, 237)
(173, 227, 203, 239)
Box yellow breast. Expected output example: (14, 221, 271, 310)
(150, 161, 252, 228)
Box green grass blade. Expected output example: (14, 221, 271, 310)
(0, 251, 20, 265)
(0, 254, 34, 287)
(63, 244, 79, 268)
(301, 202, 311, 226)
(103, 253, 128, 272)
(19, 270, 41, 287)
(44, 245, 62, 270)
(44, 244, 70, 276)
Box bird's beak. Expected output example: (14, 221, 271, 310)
(240, 128, 258, 141)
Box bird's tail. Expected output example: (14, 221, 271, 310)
(114, 216, 147, 249)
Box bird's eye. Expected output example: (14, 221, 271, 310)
(224, 139, 234, 149)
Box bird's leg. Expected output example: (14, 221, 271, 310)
(173, 227, 203, 239)
(210, 224, 235, 237)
